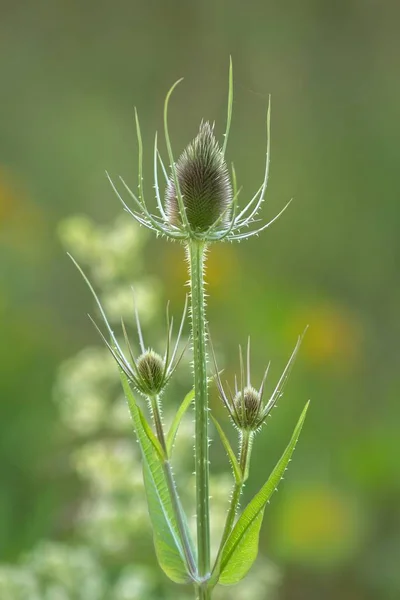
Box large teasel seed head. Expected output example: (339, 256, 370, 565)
(233, 386, 263, 430)
(165, 122, 233, 232)
(136, 350, 166, 395)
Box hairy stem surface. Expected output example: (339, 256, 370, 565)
(150, 395, 197, 579)
(188, 240, 210, 581)
(214, 430, 253, 565)
(195, 583, 211, 599)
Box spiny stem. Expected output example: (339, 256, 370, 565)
(239, 429, 254, 481)
(187, 240, 210, 580)
(195, 583, 211, 599)
(218, 484, 241, 553)
(149, 395, 197, 579)
(214, 430, 253, 563)
(149, 395, 167, 450)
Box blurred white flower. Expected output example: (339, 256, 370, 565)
(24, 543, 106, 600)
(0, 566, 41, 600)
(112, 566, 156, 599)
(73, 439, 143, 494)
(54, 347, 117, 435)
(79, 496, 149, 554)
(59, 214, 148, 285)
(0, 212, 279, 600)
(102, 279, 159, 325)
(109, 394, 133, 432)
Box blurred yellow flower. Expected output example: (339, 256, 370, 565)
(162, 243, 237, 301)
(288, 303, 362, 367)
(0, 167, 20, 222)
(272, 483, 364, 568)
(0, 166, 45, 256)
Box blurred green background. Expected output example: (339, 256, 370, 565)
(1, 0, 400, 598)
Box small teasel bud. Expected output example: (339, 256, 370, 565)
(165, 122, 233, 233)
(136, 350, 166, 395)
(233, 386, 263, 430)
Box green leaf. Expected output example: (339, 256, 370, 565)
(166, 389, 194, 456)
(211, 415, 241, 485)
(120, 371, 191, 584)
(69, 254, 193, 581)
(214, 401, 309, 586)
(137, 404, 166, 462)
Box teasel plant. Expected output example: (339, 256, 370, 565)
(70, 59, 309, 599)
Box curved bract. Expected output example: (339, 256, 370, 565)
(106, 58, 292, 244)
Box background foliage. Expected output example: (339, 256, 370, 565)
(1, 1, 399, 598)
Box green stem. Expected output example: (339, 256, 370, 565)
(149, 395, 167, 449)
(214, 430, 253, 564)
(219, 483, 242, 551)
(239, 429, 253, 481)
(150, 395, 197, 579)
(188, 240, 210, 580)
(195, 583, 211, 599)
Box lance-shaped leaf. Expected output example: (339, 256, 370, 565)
(212, 401, 309, 587)
(166, 389, 195, 456)
(120, 371, 192, 584)
(211, 414, 242, 485)
(166, 377, 215, 457)
(137, 404, 165, 462)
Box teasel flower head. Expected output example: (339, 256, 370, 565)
(210, 333, 305, 432)
(233, 386, 263, 430)
(69, 255, 188, 398)
(165, 121, 233, 232)
(136, 350, 166, 396)
(105, 59, 293, 244)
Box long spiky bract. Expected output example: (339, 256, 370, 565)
(163, 79, 190, 232)
(68, 254, 188, 397)
(132, 289, 146, 354)
(71, 60, 305, 600)
(154, 132, 168, 221)
(210, 331, 306, 433)
(103, 60, 292, 248)
(261, 327, 308, 420)
(134, 107, 145, 206)
(221, 56, 233, 157)
(234, 98, 271, 227)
